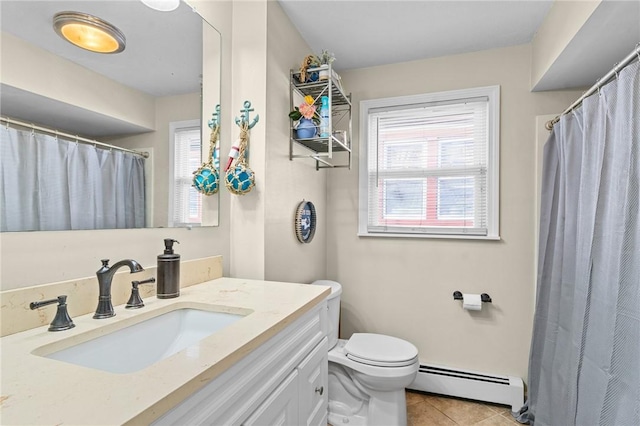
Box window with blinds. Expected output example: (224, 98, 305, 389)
(358, 86, 500, 239)
(170, 121, 202, 227)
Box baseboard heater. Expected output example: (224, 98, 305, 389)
(407, 364, 524, 413)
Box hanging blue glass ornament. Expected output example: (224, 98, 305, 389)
(192, 106, 221, 196)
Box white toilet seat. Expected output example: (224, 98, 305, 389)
(329, 339, 419, 379)
(346, 353, 418, 367)
(344, 333, 418, 367)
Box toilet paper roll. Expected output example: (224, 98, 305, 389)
(462, 293, 482, 311)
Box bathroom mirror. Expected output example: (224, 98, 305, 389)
(0, 0, 221, 231)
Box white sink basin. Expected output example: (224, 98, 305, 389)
(43, 308, 246, 374)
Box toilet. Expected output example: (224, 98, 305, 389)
(312, 280, 419, 426)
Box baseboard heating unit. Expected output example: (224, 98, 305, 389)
(408, 364, 524, 413)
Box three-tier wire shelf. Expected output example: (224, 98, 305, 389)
(289, 64, 352, 169)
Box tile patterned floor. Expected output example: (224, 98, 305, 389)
(406, 391, 521, 426)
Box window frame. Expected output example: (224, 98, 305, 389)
(358, 85, 500, 240)
(168, 119, 202, 228)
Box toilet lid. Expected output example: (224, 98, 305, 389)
(344, 333, 418, 367)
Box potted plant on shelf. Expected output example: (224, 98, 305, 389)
(289, 95, 320, 139)
(318, 49, 335, 80)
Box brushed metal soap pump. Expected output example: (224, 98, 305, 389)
(156, 239, 180, 299)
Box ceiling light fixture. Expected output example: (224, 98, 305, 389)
(53, 12, 126, 54)
(140, 0, 180, 12)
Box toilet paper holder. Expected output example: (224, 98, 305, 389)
(453, 291, 492, 303)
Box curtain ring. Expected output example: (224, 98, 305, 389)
(596, 79, 601, 96)
(636, 43, 640, 61)
(614, 62, 619, 79)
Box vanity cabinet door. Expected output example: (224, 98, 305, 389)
(243, 370, 299, 425)
(298, 337, 328, 426)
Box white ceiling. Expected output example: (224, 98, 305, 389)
(278, 0, 640, 91)
(278, 0, 554, 71)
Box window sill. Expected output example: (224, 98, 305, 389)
(357, 231, 501, 241)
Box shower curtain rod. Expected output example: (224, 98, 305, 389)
(1, 116, 150, 158)
(546, 42, 640, 130)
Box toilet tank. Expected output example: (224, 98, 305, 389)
(311, 280, 342, 350)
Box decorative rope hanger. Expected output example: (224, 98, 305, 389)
(225, 101, 259, 195)
(193, 105, 221, 196)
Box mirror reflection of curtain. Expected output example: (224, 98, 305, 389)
(1, 126, 145, 231)
(521, 61, 639, 425)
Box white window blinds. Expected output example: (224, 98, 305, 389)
(172, 125, 202, 226)
(361, 87, 499, 238)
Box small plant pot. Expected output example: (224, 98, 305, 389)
(319, 69, 329, 80)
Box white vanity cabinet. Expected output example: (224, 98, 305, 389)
(297, 336, 329, 425)
(244, 337, 329, 426)
(244, 370, 299, 425)
(153, 301, 328, 425)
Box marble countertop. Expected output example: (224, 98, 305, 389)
(0, 277, 330, 425)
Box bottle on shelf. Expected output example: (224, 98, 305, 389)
(319, 95, 330, 138)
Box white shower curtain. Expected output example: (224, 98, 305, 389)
(522, 61, 640, 425)
(0, 127, 146, 231)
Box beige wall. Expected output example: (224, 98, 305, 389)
(0, 0, 233, 290)
(0, 31, 155, 130)
(264, 1, 327, 283)
(225, 0, 327, 283)
(326, 44, 582, 380)
(113, 92, 202, 227)
(227, 0, 268, 279)
(530, 0, 600, 90)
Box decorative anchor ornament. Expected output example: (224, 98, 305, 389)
(192, 104, 221, 196)
(235, 100, 259, 129)
(208, 105, 221, 171)
(225, 101, 258, 195)
(208, 104, 221, 129)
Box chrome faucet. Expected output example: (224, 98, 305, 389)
(94, 259, 144, 319)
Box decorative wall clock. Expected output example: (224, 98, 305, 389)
(295, 200, 316, 243)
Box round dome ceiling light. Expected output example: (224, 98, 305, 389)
(140, 0, 180, 12)
(53, 12, 126, 54)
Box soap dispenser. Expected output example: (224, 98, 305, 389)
(157, 238, 180, 299)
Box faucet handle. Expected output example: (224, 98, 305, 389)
(101, 259, 110, 266)
(30, 295, 75, 332)
(125, 277, 156, 309)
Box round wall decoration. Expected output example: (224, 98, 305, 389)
(295, 200, 316, 243)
